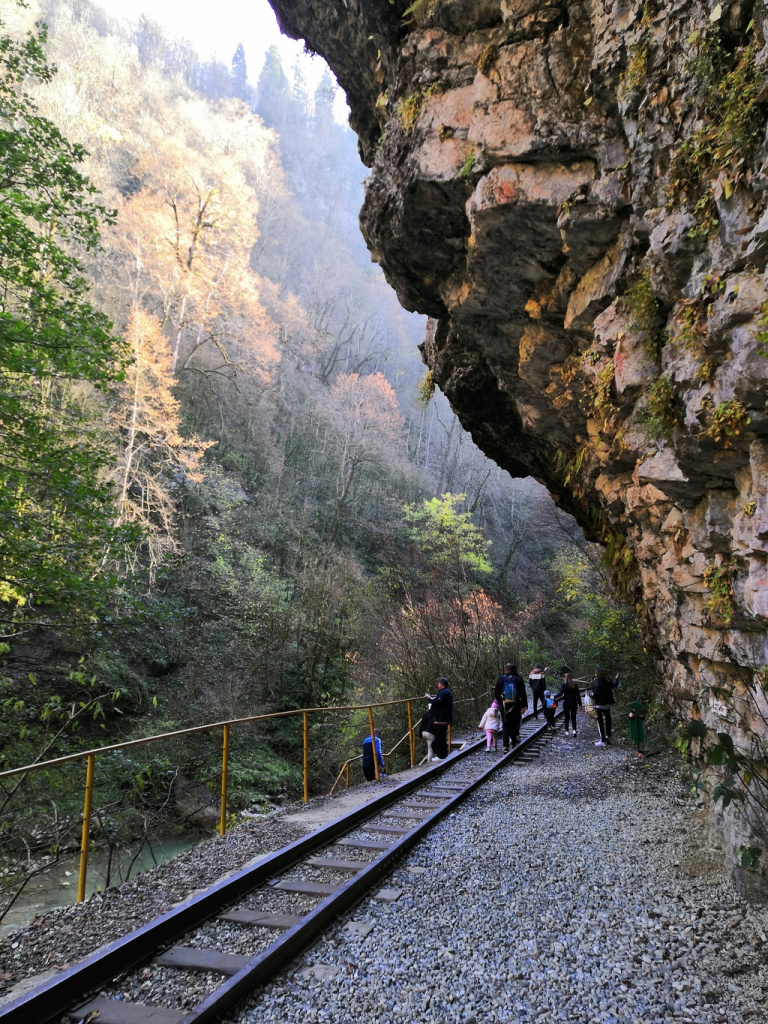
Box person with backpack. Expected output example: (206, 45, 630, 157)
(556, 669, 582, 737)
(592, 667, 619, 747)
(543, 689, 558, 730)
(477, 699, 502, 751)
(528, 662, 548, 718)
(424, 677, 453, 759)
(494, 663, 527, 750)
(362, 728, 386, 781)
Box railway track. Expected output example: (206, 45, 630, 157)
(1, 709, 561, 1024)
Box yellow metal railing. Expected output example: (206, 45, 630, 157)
(0, 691, 464, 904)
(327, 692, 483, 795)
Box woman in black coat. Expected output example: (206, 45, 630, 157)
(556, 670, 582, 737)
(592, 667, 619, 746)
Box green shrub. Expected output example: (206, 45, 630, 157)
(640, 374, 680, 439)
(705, 399, 751, 447)
(668, 22, 765, 234)
(624, 271, 662, 355)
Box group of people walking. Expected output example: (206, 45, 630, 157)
(364, 664, 619, 780)
(477, 663, 619, 752)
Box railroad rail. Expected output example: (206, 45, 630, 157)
(0, 709, 562, 1024)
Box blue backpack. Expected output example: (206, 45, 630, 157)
(502, 676, 518, 703)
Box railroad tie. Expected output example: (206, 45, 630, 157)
(271, 879, 339, 895)
(305, 857, 366, 871)
(337, 838, 394, 850)
(67, 997, 190, 1023)
(384, 811, 432, 820)
(218, 909, 304, 929)
(154, 946, 251, 975)
(365, 824, 412, 834)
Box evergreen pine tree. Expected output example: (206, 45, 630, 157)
(231, 42, 247, 98)
(255, 45, 291, 130)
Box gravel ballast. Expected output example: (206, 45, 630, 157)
(0, 810, 311, 995)
(226, 728, 768, 1024)
(1, 721, 766, 1023)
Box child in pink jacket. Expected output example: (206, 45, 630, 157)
(477, 700, 502, 751)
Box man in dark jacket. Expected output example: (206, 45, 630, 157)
(425, 677, 453, 759)
(592, 668, 619, 746)
(556, 669, 582, 737)
(494, 663, 527, 750)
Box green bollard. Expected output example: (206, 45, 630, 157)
(628, 700, 646, 756)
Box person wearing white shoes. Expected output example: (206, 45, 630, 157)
(591, 667, 619, 746)
(555, 669, 582, 737)
(528, 661, 548, 719)
(477, 699, 502, 751)
(418, 705, 436, 763)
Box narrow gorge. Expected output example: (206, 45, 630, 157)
(267, 0, 768, 889)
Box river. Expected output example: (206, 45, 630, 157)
(0, 836, 198, 938)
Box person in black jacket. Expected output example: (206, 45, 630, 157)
(528, 662, 548, 718)
(556, 670, 582, 737)
(592, 667, 619, 746)
(424, 677, 453, 759)
(494, 663, 527, 750)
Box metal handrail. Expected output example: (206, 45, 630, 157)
(1, 684, 501, 903)
(0, 690, 444, 904)
(327, 690, 490, 796)
(0, 695, 433, 782)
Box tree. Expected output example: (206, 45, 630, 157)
(379, 588, 542, 710)
(110, 306, 213, 576)
(231, 42, 247, 98)
(0, 24, 133, 625)
(323, 372, 405, 543)
(552, 550, 655, 686)
(402, 492, 492, 594)
(255, 45, 291, 133)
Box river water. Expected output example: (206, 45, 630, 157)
(0, 836, 198, 938)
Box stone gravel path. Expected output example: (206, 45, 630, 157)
(226, 725, 768, 1024)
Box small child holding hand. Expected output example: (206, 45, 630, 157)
(477, 699, 502, 751)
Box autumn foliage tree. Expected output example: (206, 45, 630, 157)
(380, 589, 543, 716)
(324, 372, 405, 543)
(110, 306, 213, 574)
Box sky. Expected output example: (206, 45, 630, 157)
(93, 0, 349, 117)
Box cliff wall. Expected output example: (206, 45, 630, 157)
(269, 0, 768, 888)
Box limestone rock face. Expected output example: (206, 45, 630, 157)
(269, 0, 768, 880)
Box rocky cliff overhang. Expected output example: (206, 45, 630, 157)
(269, 0, 768, 882)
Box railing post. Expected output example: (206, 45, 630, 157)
(303, 711, 309, 804)
(367, 707, 379, 781)
(345, 763, 350, 789)
(448, 724, 452, 754)
(77, 753, 96, 903)
(219, 723, 230, 836)
(406, 700, 415, 767)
